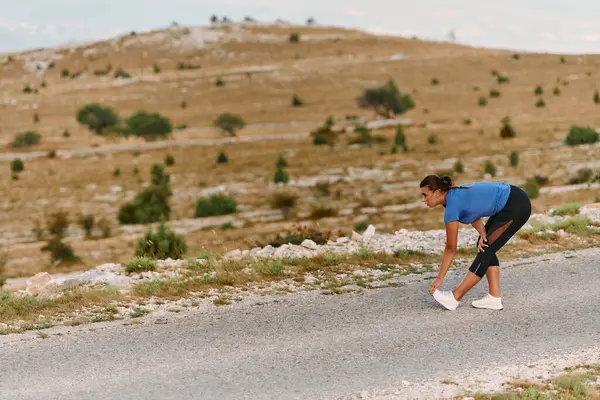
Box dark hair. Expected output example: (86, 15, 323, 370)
(419, 174, 463, 192)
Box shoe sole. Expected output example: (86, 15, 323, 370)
(471, 304, 504, 310)
(432, 292, 458, 311)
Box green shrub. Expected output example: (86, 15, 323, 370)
(124, 256, 156, 274)
(594, 90, 600, 104)
(512, 54, 520, 60)
(180, 101, 187, 109)
(11, 158, 24, 173)
(291, 95, 303, 107)
(114, 68, 131, 79)
(427, 134, 437, 144)
(113, 167, 120, 177)
(356, 79, 415, 118)
(497, 75, 509, 84)
(565, 126, 599, 146)
(535, 99, 546, 108)
(489, 89, 501, 98)
(153, 64, 161, 73)
(274, 166, 290, 184)
(41, 237, 79, 265)
(76, 104, 119, 135)
(534, 85, 543, 95)
(553, 87, 561, 96)
(216, 151, 228, 163)
(124, 111, 172, 141)
(78, 214, 94, 238)
(394, 126, 408, 153)
(178, 62, 201, 70)
(213, 113, 246, 137)
(567, 167, 597, 184)
(454, 160, 464, 173)
(63, 130, 70, 137)
(12, 131, 41, 148)
(431, 78, 439, 85)
(509, 151, 519, 167)
(500, 117, 516, 138)
(135, 223, 187, 259)
(484, 160, 497, 177)
(215, 78, 225, 87)
(164, 154, 175, 166)
(33, 113, 39, 123)
(521, 178, 540, 199)
(289, 32, 300, 43)
(118, 165, 172, 224)
(270, 191, 298, 215)
(61, 68, 70, 78)
(478, 96, 488, 106)
(195, 194, 237, 217)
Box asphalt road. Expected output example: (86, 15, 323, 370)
(1, 248, 599, 400)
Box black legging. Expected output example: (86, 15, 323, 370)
(469, 185, 532, 278)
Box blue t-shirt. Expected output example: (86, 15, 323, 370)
(443, 182, 511, 224)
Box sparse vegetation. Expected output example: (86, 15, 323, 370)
(500, 116, 516, 138)
(216, 151, 229, 163)
(10, 158, 24, 173)
(135, 223, 187, 260)
(509, 151, 519, 167)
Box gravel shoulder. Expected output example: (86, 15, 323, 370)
(1, 247, 599, 400)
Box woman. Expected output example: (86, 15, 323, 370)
(419, 175, 532, 311)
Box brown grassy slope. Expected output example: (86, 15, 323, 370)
(0, 23, 599, 280)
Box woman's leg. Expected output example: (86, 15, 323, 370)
(486, 266, 501, 297)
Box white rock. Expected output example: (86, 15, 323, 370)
(26, 272, 55, 295)
(300, 239, 318, 250)
(363, 224, 376, 238)
(352, 231, 363, 241)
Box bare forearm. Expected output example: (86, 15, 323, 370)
(471, 219, 486, 237)
(437, 247, 457, 280)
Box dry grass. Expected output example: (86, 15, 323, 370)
(0, 286, 122, 331)
(1, 23, 599, 280)
(452, 363, 600, 399)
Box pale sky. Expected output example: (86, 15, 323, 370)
(2, 0, 600, 54)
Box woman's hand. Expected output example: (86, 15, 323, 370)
(429, 277, 443, 294)
(478, 235, 489, 253)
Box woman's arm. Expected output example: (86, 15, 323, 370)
(471, 218, 486, 237)
(429, 221, 458, 293)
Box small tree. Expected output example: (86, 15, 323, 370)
(276, 154, 288, 168)
(356, 79, 415, 118)
(213, 113, 246, 137)
(535, 99, 546, 108)
(11, 158, 24, 173)
(118, 164, 172, 224)
(274, 166, 289, 184)
(594, 90, 600, 104)
(500, 116, 516, 138)
(478, 96, 488, 106)
(521, 178, 540, 199)
(484, 160, 497, 177)
(216, 151, 228, 163)
(78, 214, 94, 238)
(394, 126, 408, 152)
(164, 154, 175, 166)
(124, 111, 172, 141)
(534, 85, 543, 96)
(289, 33, 300, 43)
(135, 222, 187, 260)
(76, 103, 119, 135)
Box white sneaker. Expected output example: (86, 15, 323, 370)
(432, 290, 460, 311)
(471, 294, 504, 310)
